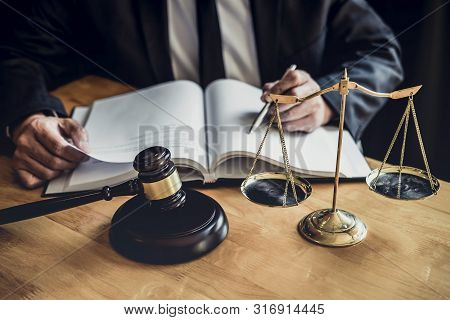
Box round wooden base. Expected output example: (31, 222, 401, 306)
(109, 190, 228, 264)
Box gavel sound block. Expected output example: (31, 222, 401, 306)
(110, 146, 229, 264)
(0, 147, 229, 264)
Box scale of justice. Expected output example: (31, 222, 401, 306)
(241, 68, 440, 246)
(0, 69, 440, 264)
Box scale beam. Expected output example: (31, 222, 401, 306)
(268, 83, 340, 104)
(349, 82, 422, 99)
(269, 82, 422, 103)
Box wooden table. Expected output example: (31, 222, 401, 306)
(0, 76, 449, 299)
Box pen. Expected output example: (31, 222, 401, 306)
(248, 64, 297, 134)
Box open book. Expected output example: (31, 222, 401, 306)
(45, 79, 370, 195)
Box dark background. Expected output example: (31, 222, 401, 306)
(364, 0, 450, 181)
(1, 0, 449, 181)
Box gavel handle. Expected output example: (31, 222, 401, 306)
(0, 179, 142, 225)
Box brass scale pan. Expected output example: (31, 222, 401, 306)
(241, 172, 312, 207)
(366, 166, 440, 200)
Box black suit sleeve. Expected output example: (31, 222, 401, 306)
(0, 1, 83, 135)
(316, 0, 403, 140)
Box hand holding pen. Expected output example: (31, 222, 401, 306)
(250, 65, 334, 133)
(249, 64, 296, 133)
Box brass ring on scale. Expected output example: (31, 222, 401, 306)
(109, 146, 228, 264)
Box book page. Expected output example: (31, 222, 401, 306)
(84, 80, 208, 170)
(204, 79, 264, 167)
(205, 79, 300, 170)
(205, 79, 370, 178)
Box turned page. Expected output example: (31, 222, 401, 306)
(84, 80, 208, 171)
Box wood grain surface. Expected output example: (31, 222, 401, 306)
(0, 76, 448, 299)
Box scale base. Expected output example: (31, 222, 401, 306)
(298, 208, 367, 247)
(109, 190, 228, 264)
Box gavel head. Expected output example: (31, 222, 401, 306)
(133, 146, 186, 211)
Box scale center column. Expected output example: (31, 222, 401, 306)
(298, 69, 368, 247)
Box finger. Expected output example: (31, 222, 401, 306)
(280, 101, 320, 123)
(261, 81, 279, 101)
(264, 70, 310, 101)
(16, 169, 44, 189)
(277, 83, 321, 113)
(35, 122, 87, 163)
(283, 114, 318, 133)
(18, 136, 78, 171)
(269, 87, 302, 115)
(13, 149, 61, 181)
(263, 81, 278, 91)
(59, 119, 90, 153)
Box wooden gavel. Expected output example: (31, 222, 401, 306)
(0, 146, 228, 264)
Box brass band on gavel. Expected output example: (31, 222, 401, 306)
(142, 169, 182, 201)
